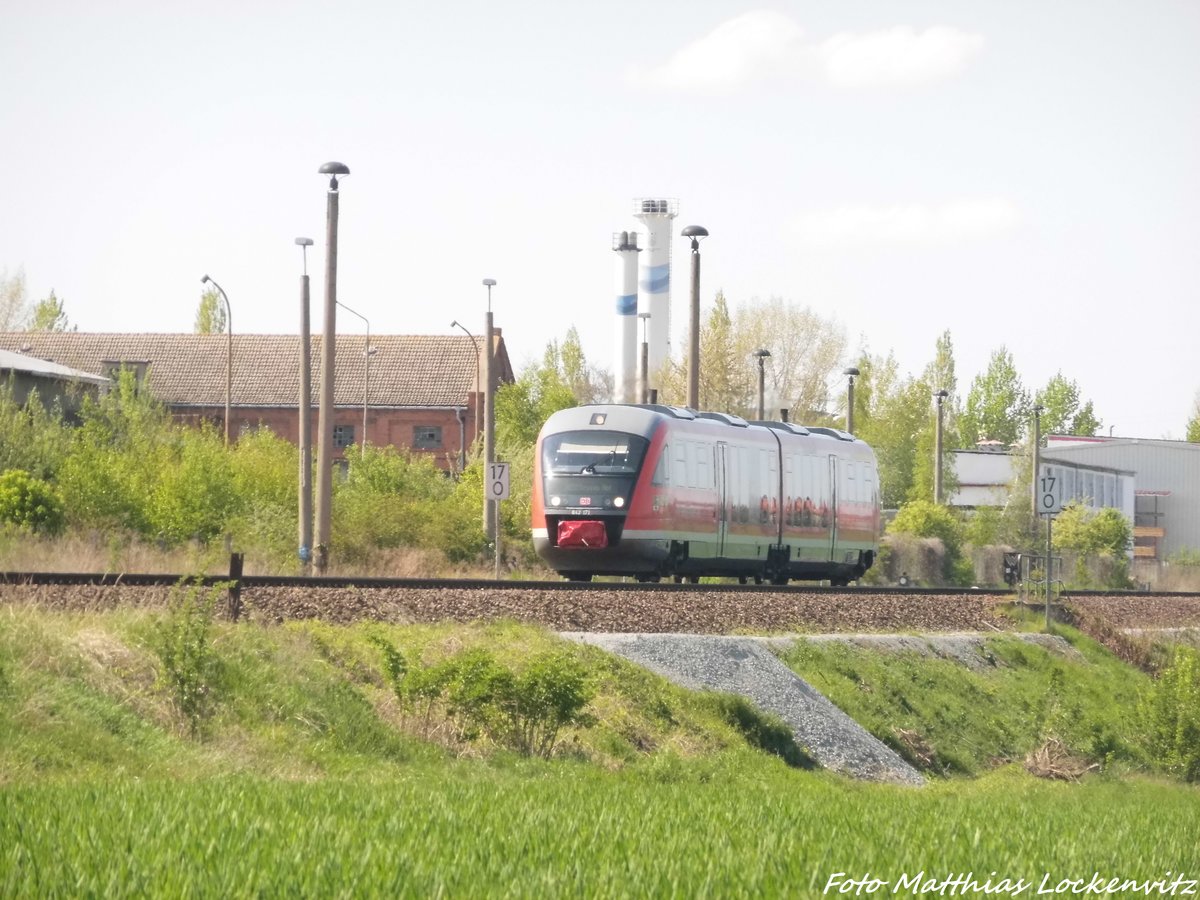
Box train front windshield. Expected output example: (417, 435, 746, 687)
(541, 430, 649, 510)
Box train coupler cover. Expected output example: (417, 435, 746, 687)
(557, 520, 608, 549)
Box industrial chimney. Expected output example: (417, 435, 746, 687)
(612, 231, 641, 403)
(632, 198, 678, 382)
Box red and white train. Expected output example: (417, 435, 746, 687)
(531, 404, 881, 584)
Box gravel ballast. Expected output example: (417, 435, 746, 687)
(567, 632, 925, 785)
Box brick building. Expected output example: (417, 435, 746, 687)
(0, 332, 514, 470)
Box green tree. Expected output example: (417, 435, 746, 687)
(1035, 371, 1101, 436)
(495, 339, 579, 450)
(1187, 391, 1200, 443)
(28, 290, 74, 332)
(554, 326, 611, 405)
(0, 266, 30, 330)
(194, 287, 227, 334)
(960, 347, 1031, 447)
(656, 294, 845, 420)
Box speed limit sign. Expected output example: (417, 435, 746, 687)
(488, 462, 510, 500)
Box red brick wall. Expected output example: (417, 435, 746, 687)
(173, 395, 481, 471)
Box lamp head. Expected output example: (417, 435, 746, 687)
(754, 348, 771, 360)
(482, 278, 497, 287)
(201, 274, 210, 285)
(681, 224, 708, 250)
(318, 161, 350, 190)
(843, 366, 860, 378)
(935, 389, 949, 400)
(295, 237, 314, 247)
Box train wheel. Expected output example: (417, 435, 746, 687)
(635, 574, 660, 583)
(770, 575, 789, 586)
(565, 573, 594, 582)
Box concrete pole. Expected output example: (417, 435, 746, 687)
(934, 390, 947, 504)
(483, 309, 495, 540)
(637, 312, 650, 404)
(314, 163, 347, 573)
(756, 356, 766, 420)
(1031, 406, 1043, 536)
(298, 270, 313, 570)
(687, 241, 701, 409)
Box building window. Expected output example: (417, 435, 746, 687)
(333, 424, 356, 449)
(413, 425, 443, 450)
(102, 359, 150, 393)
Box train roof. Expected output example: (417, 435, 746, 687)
(541, 404, 869, 448)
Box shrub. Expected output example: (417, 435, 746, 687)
(1138, 647, 1200, 782)
(495, 649, 596, 757)
(153, 580, 224, 736)
(368, 641, 595, 757)
(1053, 505, 1133, 589)
(887, 500, 970, 584)
(0, 469, 65, 534)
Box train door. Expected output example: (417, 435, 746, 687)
(715, 441, 728, 556)
(828, 454, 839, 560)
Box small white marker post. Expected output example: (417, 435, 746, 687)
(1038, 467, 1063, 629)
(489, 461, 510, 580)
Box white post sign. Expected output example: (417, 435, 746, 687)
(489, 462, 511, 501)
(1038, 466, 1063, 516)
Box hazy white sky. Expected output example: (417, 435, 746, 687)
(3, 1, 1198, 437)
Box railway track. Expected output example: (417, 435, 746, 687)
(2, 568, 1195, 599)
(4, 568, 1200, 635)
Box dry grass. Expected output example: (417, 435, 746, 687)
(1023, 738, 1099, 781)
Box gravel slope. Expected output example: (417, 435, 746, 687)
(569, 633, 924, 785)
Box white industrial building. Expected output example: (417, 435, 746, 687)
(949, 447, 1135, 522)
(1044, 436, 1200, 563)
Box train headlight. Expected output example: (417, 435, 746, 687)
(614, 496, 625, 508)
(550, 496, 561, 507)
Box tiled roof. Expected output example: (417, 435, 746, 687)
(0, 333, 513, 408)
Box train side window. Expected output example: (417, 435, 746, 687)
(673, 442, 688, 488)
(653, 445, 670, 485)
(696, 442, 710, 489)
(846, 462, 856, 502)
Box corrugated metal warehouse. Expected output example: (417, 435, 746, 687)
(1045, 436, 1200, 563)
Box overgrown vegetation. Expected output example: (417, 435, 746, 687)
(1138, 647, 1200, 782)
(0, 374, 536, 575)
(778, 627, 1153, 777)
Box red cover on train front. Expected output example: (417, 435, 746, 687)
(557, 520, 608, 549)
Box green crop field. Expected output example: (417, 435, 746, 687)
(2, 600, 1199, 897)
(3, 767, 1199, 896)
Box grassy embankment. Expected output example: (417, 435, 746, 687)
(1, 601, 1197, 894)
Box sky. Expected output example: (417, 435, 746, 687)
(2, 0, 1198, 438)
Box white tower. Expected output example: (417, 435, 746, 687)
(632, 198, 678, 380)
(612, 231, 640, 404)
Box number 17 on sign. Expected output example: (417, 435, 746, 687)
(489, 462, 511, 501)
(1038, 468, 1062, 516)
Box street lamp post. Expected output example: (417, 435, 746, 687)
(199, 274, 232, 445)
(295, 237, 314, 570)
(314, 160, 350, 575)
(843, 367, 860, 434)
(637, 312, 651, 404)
(681, 226, 708, 410)
(934, 389, 949, 504)
(753, 349, 771, 420)
(1032, 404, 1045, 530)
(336, 300, 372, 459)
(482, 278, 497, 541)
(450, 320, 481, 453)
